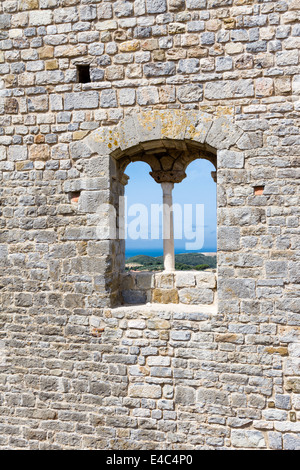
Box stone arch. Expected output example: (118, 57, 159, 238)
(70, 110, 248, 306)
(82, 109, 246, 163)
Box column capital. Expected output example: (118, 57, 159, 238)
(211, 171, 217, 183)
(150, 170, 186, 184)
(118, 172, 130, 186)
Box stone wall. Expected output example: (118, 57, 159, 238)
(0, 0, 299, 450)
(121, 271, 217, 305)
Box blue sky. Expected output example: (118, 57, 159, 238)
(124, 159, 217, 257)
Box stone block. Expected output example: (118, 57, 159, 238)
(152, 289, 179, 304)
(79, 5, 97, 21)
(255, 77, 274, 98)
(175, 386, 196, 405)
(206, 116, 244, 149)
(136, 272, 154, 289)
(155, 273, 174, 289)
(177, 84, 203, 103)
(175, 272, 196, 288)
(204, 79, 254, 100)
(265, 261, 288, 279)
(218, 226, 240, 251)
(119, 88, 136, 106)
(178, 287, 214, 305)
(128, 320, 147, 329)
(195, 272, 216, 288)
(231, 430, 266, 448)
(29, 144, 50, 161)
(285, 378, 300, 393)
(283, 434, 300, 450)
(122, 290, 147, 304)
(268, 432, 283, 450)
(54, 7, 78, 23)
(146, 0, 167, 14)
(276, 50, 299, 66)
(100, 89, 117, 108)
(137, 86, 159, 105)
(114, 0, 133, 17)
(78, 190, 109, 213)
(293, 75, 300, 95)
(216, 56, 233, 71)
(218, 278, 256, 299)
(186, 0, 206, 8)
(69, 141, 93, 160)
(0, 146, 6, 161)
(36, 70, 64, 85)
(8, 145, 28, 162)
(95, 20, 118, 31)
(143, 62, 176, 77)
(171, 331, 191, 341)
(5, 98, 19, 114)
(218, 150, 244, 169)
(28, 95, 48, 112)
(178, 58, 200, 74)
(147, 357, 171, 366)
(0, 14, 11, 29)
(89, 381, 111, 397)
(197, 388, 229, 406)
(29, 10, 53, 25)
(65, 92, 99, 110)
(128, 384, 162, 398)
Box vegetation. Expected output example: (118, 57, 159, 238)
(125, 253, 216, 271)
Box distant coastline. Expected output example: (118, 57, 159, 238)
(125, 252, 217, 272)
(125, 248, 217, 259)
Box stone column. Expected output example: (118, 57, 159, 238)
(150, 168, 186, 273)
(161, 182, 175, 272)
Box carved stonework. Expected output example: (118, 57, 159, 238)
(149, 169, 187, 184)
(211, 171, 217, 183)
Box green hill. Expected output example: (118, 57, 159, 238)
(156, 253, 216, 267)
(125, 255, 161, 266)
(125, 253, 216, 271)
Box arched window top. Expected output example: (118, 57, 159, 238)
(115, 139, 217, 186)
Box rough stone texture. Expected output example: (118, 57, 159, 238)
(121, 271, 216, 306)
(0, 0, 299, 451)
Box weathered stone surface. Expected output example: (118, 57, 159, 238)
(8, 145, 27, 161)
(4, 98, 19, 114)
(153, 288, 179, 304)
(179, 287, 214, 305)
(0, 0, 299, 452)
(177, 84, 203, 102)
(29, 144, 50, 161)
(129, 384, 162, 398)
(219, 278, 256, 299)
(204, 79, 254, 100)
(65, 92, 99, 110)
(293, 75, 300, 95)
(206, 117, 243, 149)
(218, 227, 240, 251)
(146, 0, 167, 14)
(285, 378, 300, 393)
(231, 430, 266, 449)
(175, 387, 196, 405)
(29, 10, 53, 25)
(218, 150, 245, 169)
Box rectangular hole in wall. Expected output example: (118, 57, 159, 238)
(254, 186, 264, 196)
(69, 191, 81, 203)
(77, 64, 91, 84)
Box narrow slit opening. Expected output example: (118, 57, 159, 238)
(77, 64, 91, 84)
